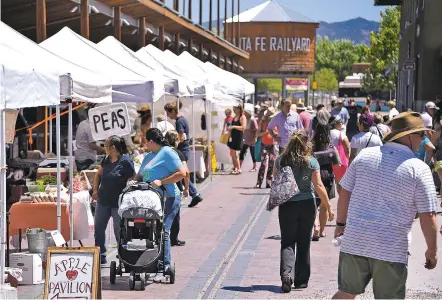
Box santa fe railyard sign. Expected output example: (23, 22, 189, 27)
(238, 37, 311, 52)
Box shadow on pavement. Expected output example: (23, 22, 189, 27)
(221, 284, 281, 293)
(239, 192, 269, 196)
(265, 235, 281, 240)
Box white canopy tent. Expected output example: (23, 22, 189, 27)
(40, 27, 155, 103)
(96, 36, 179, 101)
(0, 60, 61, 287)
(204, 61, 255, 97)
(137, 45, 210, 100)
(0, 22, 112, 103)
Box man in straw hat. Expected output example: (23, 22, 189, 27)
(333, 112, 439, 299)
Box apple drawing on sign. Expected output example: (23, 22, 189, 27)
(66, 270, 78, 281)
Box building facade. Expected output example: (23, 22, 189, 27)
(377, 0, 442, 111)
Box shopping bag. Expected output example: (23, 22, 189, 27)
(255, 137, 262, 163)
(219, 131, 230, 145)
(267, 166, 300, 211)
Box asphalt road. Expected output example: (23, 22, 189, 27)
(17, 161, 442, 299)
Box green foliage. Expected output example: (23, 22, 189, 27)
(316, 37, 369, 81)
(310, 68, 338, 91)
(363, 7, 400, 91)
(257, 78, 282, 92)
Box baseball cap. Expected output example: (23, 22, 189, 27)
(425, 101, 440, 110)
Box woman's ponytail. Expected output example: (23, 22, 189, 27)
(145, 128, 169, 147)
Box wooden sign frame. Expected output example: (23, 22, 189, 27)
(43, 247, 101, 300)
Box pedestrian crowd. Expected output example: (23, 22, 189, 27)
(221, 96, 442, 298)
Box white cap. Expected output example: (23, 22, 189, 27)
(331, 95, 338, 101)
(426, 101, 439, 110)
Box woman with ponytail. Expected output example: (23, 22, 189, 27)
(273, 131, 334, 293)
(92, 135, 135, 264)
(132, 128, 187, 271)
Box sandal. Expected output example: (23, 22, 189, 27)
(231, 170, 239, 175)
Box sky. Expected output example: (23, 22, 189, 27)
(164, 0, 386, 23)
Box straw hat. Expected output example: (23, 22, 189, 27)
(383, 112, 433, 142)
(296, 103, 306, 111)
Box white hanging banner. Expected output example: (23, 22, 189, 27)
(88, 103, 131, 141)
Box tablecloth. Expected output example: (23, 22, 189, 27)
(188, 150, 206, 178)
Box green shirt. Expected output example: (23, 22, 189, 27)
(275, 155, 320, 201)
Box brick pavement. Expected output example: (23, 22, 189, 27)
(16, 160, 442, 299)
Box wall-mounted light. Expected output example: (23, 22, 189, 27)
(180, 41, 186, 47)
(203, 50, 208, 56)
(165, 36, 171, 42)
(105, 20, 112, 26)
(151, 37, 157, 42)
(122, 19, 130, 26)
(131, 29, 137, 35)
(90, 5, 99, 13)
(147, 28, 153, 34)
(192, 46, 198, 53)
(70, 6, 78, 13)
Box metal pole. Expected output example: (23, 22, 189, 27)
(208, 101, 213, 182)
(56, 105, 61, 233)
(0, 109, 6, 286)
(192, 97, 196, 184)
(68, 102, 74, 247)
(49, 106, 53, 153)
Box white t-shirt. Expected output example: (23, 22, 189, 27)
(330, 129, 347, 147)
(350, 132, 383, 156)
(421, 111, 433, 128)
(340, 142, 437, 264)
(389, 108, 399, 120)
(74, 120, 96, 162)
(156, 121, 175, 135)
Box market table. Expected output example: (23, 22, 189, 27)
(9, 202, 71, 243)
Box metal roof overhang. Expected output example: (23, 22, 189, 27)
(98, 0, 249, 59)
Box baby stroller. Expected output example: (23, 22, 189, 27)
(109, 182, 175, 290)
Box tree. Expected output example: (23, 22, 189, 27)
(310, 68, 338, 91)
(257, 79, 282, 92)
(316, 37, 369, 82)
(363, 7, 400, 92)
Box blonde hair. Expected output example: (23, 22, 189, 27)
(280, 131, 312, 168)
(387, 100, 396, 109)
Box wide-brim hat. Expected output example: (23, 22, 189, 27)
(383, 112, 434, 142)
(265, 107, 276, 118)
(296, 103, 306, 110)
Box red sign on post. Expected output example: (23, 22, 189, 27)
(285, 78, 309, 91)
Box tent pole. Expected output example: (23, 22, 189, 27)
(68, 102, 74, 247)
(49, 106, 53, 153)
(209, 102, 213, 182)
(56, 105, 61, 233)
(0, 109, 6, 286)
(192, 97, 196, 184)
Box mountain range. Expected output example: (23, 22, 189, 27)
(203, 17, 379, 45)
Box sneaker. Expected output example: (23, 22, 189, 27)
(101, 256, 107, 265)
(281, 275, 292, 293)
(188, 195, 203, 207)
(171, 240, 186, 246)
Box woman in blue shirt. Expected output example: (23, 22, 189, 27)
(92, 136, 135, 264)
(133, 128, 187, 272)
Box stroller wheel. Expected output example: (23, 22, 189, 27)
(129, 271, 136, 290)
(140, 273, 146, 291)
(164, 263, 175, 284)
(110, 261, 117, 284)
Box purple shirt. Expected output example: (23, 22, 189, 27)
(268, 111, 304, 148)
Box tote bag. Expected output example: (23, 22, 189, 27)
(332, 133, 349, 178)
(219, 131, 230, 145)
(267, 166, 300, 211)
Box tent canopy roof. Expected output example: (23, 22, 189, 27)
(226, 0, 317, 23)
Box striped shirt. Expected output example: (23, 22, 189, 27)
(340, 142, 437, 264)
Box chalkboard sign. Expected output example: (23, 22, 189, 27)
(44, 247, 100, 300)
(88, 103, 131, 141)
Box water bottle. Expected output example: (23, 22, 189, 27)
(332, 236, 343, 247)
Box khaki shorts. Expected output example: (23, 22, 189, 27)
(338, 252, 408, 299)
